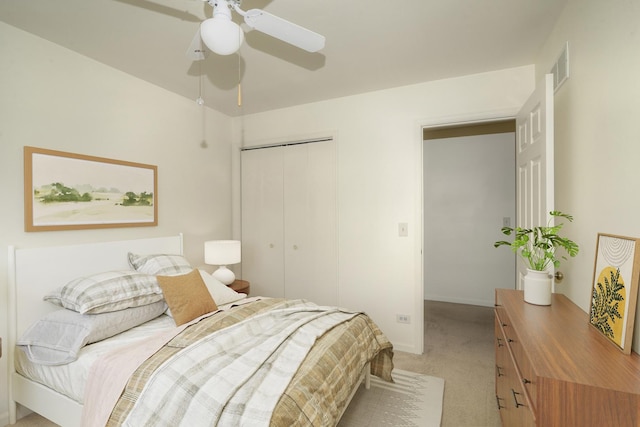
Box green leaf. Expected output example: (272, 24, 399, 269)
(493, 211, 579, 270)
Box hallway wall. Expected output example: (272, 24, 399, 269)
(424, 132, 516, 306)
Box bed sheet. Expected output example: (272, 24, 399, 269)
(15, 314, 175, 402)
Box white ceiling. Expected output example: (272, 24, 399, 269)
(0, 0, 567, 117)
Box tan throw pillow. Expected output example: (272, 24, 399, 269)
(157, 269, 218, 326)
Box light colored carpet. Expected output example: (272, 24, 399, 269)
(339, 369, 444, 427)
(394, 300, 501, 427)
(3, 413, 57, 427)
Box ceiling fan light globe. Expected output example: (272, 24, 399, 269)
(200, 18, 244, 55)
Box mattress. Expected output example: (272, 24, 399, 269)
(15, 314, 175, 403)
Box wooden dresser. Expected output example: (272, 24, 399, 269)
(495, 289, 640, 426)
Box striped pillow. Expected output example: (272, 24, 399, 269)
(44, 271, 163, 314)
(128, 252, 193, 276)
(18, 301, 167, 365)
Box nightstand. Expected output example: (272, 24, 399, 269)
(229, 279, 250, 296)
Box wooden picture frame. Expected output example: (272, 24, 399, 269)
(24, 146, 157, 231)
(589, 233, 640, 354)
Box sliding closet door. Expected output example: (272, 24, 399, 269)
(283, 141, 337, 305)
(241, 147, 285, 298)
(241, 140, 337, 305)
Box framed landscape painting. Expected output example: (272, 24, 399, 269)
(24, 146, 157, 231)
(589, 233, 640, 354)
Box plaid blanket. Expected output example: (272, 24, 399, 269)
(106, 299, 394, 426)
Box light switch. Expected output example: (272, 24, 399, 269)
(503, 217, 511, 227)
(399, 223, 408, 237)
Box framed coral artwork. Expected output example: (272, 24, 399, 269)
(589, 233, 640, 354)
(24, 146, 157, 231)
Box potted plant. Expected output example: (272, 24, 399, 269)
(494, 210, 579, 305)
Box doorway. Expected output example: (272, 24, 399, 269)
(423, 120, 516, 306)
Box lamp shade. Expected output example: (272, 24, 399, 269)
(200, 16, 244, 56)
(204, 240, 241, 266)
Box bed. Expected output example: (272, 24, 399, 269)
(7, 234, 394, 426)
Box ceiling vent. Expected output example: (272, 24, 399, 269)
(550, 42, 569, 92)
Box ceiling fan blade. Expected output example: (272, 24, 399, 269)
(186, 29, 207, 60)
(243, 9, 325, 53)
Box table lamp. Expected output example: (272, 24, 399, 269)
(204, 240, 241, 285)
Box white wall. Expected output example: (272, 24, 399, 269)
(232, 66, 535, 354)
(535, 0, 640, 352)
(424, 133, 516, 306)
(0, 23, 233, 423)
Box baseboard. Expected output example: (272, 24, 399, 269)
(424, 295, 494, 307)
(393, 342, 422, 354)
(0, 404, 36, 426)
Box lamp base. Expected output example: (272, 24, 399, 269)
(212, 266, 235, 285)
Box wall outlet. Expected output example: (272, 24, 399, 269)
(396, 314, 411, 324)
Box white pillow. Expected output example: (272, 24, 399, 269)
(199, 270, 247, 306)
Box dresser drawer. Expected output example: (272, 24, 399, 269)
(495, 317, 509, 380)
(496, 307, 536, 410)
(495, 315, 535, 426)
(506, 331, 537, 410)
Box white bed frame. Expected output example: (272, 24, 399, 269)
(7, 234, 184, 426)
(7, 233, 371, 426)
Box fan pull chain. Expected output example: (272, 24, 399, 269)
(237, 44, 242, 107)
(196, 61, 205, 105)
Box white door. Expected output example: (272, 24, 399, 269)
(515, 74, 555, 288)
(241, 147, 285, 298)
(283, 141, 337, 305)
(241, 141, 337, 305)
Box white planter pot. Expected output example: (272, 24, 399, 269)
(523, 269, 552, 305)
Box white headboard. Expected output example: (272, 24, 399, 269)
(7, 234, 183, 425)
(8, 234, 183, 341)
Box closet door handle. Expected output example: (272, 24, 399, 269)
(293, 245, 298, 250)
(269, 243, 275, 248)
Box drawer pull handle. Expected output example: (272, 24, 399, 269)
(523, 378, 532, 384)
(496, 365, 504, 377)
(496, 395, 505, 410)
(507, 338, 514, 343)
(496, 337, 504, 347)
(511, 389, 526, 408)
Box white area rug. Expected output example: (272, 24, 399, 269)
(339, 369, 445, 427)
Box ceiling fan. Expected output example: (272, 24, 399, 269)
(187, 0, 326, 60)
